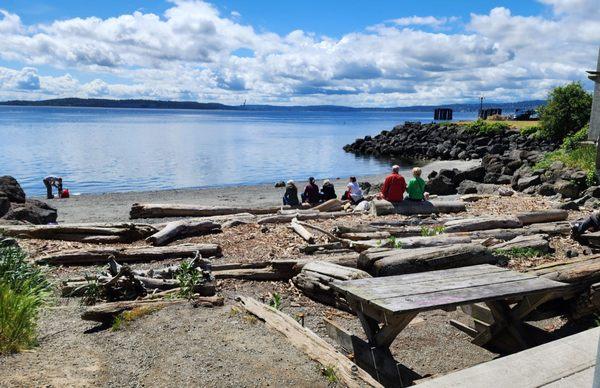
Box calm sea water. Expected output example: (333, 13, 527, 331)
(0, 106, 476, 196)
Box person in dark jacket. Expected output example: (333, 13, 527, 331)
(571, 211, 600, 242)
(283, 180, 300, 206)
(320, 180, 337, 201)
(43, 176, 62, 199)
(301, 177, 321, 205)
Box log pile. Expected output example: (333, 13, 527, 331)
(36, 243, 222, 265)
(0, 223, 157, 243)
(292, 261, 371, 311)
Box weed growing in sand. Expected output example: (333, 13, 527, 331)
(320, 365, 338, 383)
(269, 293, 282, 310)
(111, 306, 162, 331)
(177, 261, 201, 299)
(387, 236, 403, 249)
(420, 226, 445, 237)
(80, 277, 102, 306)
(0, 246, 50, 354)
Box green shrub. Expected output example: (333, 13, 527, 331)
(464, 119, 510, 135)
(176, 261, 201, 299)
(535, 143, 597, 182)
(538, 82, 592, 140)
(562, 124, 589, 151)
(519, 125, 543, 138)
(0, 247, 50, 354)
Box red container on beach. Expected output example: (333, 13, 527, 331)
(60, 189, 70, 198)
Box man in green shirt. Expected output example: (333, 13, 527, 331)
(406, 167, 427, 201)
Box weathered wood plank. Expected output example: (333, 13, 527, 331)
(516, 209, 568, 225)
(417, 327, 600, 388)
(370, 199, 466, 216)
(444, 217, 523, 233)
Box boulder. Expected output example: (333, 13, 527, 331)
(455, 166, 485, 183)
(517, 175, 541, 191)
(457, 180, 478, 195)
(2, 199, 57, 224)
(584, 186, 600, 198)
(425, 175, 457, 195)
(537, 183, 557, 196)
(554, 180, 581, 199)
(0, 176, 26, 203)
(0, 196, 9, 218)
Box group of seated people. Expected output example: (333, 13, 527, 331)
(282, 165, 428, 207)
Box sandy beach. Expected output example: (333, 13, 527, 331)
(41, 159, 479, 223)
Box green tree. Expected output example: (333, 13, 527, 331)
(539, 82, 592, 140)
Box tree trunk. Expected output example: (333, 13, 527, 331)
(516, 210, 568, 225)
(130, 203, 294, 219)
(36, 243, 222, 266)
(358, 243, 496, 276)
(443, 217, 523, 233)
(370, 199, 466, 216)
(146, 220, 221, 246)
(0, 223, 157, 242)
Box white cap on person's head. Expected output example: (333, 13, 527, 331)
(392, 165, 400, 173)
(287, 180, 295, 185)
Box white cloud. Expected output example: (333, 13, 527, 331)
(0, 0, 598, 106)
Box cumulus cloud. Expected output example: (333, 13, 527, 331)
(0, 0, 598, 105)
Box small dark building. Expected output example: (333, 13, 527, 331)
(479, 108, 502, 119)
(434, 108, 453, 120)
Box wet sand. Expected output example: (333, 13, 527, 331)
(41, 160, 479, 223)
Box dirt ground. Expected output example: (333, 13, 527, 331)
(1, 187, 595, 387)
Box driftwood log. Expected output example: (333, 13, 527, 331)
(0, 223, 157, 243)
(312, 198, 344, 212)
(36, 243, 222, 266)
(451, 222, 571, 241)
(515, 210, 568, 225)
(443, 217, 523, 233)
(237, 296, 382, 388)
(257, 211, 354, 225)
(146, 220, 221, 246)
(358, 243, 496, 276)
(130, 203, 307, 219)
(292, 261, 371, 311)
(370, 199, 466, 216)
(490, 234, 550, 253)
(530, 255, 600, 286)
(300, 242, 344, 254)
(290, 218, 315, 244)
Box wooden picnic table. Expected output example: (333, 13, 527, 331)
(332, 264, 570, 387)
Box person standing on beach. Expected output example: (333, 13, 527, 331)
(302, 177, 321, 205)
(378, 165, 407, 203)
(42, 176, 62, 199)
(283, 180, 300, 206)
(406, 167, 427, 201)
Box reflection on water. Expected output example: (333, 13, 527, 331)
(0, 106, 477, 196)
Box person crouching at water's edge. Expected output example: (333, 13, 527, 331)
(302, 177, 320, 206)
(43, 176, 62, 199)
(378, 165, 407, 202)
(283, 180, 300, 206)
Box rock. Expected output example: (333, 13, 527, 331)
(498, 187, 515, 197)
(0, 196, 9, 218)
(554, 180, 581, 199)
(457, 180, 478, 195)
(556, 201, 579, 210)
(2, 199, 57, 224)
(427, 171, 438, 179)
(565, 249, 579, 258)
(574, 195, 591, 206)
(425, 175, 457, 195)
(522, 186, 538, 195)
(274, 181, 285, 188)
(455, 166, 485, 183)
(483, 173, 500, 184)
(537, 183, 557, 196)
(584, 198, 600, 209)
(0, 237, 18, 248)
(584, 186, 600, 198)
(496, 175, 513, 184)
(517, 175, 541, 191)
(354, 201, 371, 212)
(549, 161, 565, 171)
(0, 176, 26, 203)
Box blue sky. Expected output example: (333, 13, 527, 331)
(0, 0, 598, 106)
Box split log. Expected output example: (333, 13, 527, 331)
(370, 199, 466, 216)
(130, 203, 292, 219)
(312, 198, 343, 212)
(450, 222, 571, 241)
(300, 242, 343, 254)
(358, 243, 497, 276)
(293, 262, 371, 312)
(257, 211, 353, 225)
(0, 223, 157, 243)
(81, 297, 223, 323)
(146, 220, 221, 246)
(516, 209, 568, 225)
(237, 296, 382, 388)
(291, 218, 315, 244)
(443, 217, 523, 233)
(530, 255, 600, 285)
(334, 225, 424, 238)
(36, 243, 222, 266)
(347, 235, 471, 251)
(213, 260, 301, 281)
(490, 234, 550, 253)
(340, 231, 391, 241)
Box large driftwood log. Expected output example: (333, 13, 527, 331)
(312, 198, 344, 212)
(300, 242, 344, 254)
(130, 203, 298, 219)
(340, 231, 392, 241)
(516, 210, 568, 225)
(530, 255, 600, 285)
(358, 243, 496, 276)
(237, 296, 382, 388)
(443, 217, 523, 233)
(451, 222, 571, 241)
(347, 235, 472, 251)
(290, 219, 315, 244)
(257, 211, 353, 224)
(370, 199, 466, 216)
(146, 220, 221, 246)
(490, 234, 550, 253)
(36, 243, 222, 265)
(0, 223, 157, 243)
(334, 225, 424, 238)
(292, 261, 371, 312)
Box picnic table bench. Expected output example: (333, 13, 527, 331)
(417, 326, 600, 387)
(331, 264, 570, 387)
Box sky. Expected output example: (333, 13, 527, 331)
(0, 0, 598, 106)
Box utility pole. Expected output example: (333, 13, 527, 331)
(587, 48, 600, 174)
(479, 96, 484, 119)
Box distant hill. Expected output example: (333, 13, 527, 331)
(0, 97, 545, 112)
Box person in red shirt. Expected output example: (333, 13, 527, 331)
(378, 165, 407, 202)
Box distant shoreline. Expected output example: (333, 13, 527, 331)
(0, 97, 545, 113)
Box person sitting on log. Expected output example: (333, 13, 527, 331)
(43, 176, 62, 199)
(320, 180, 337, 201)
(301, 177, 321, 205)
(283, 180, 300, 206)
(377, 165, 407, 203)
(342, 176, 363, 204)
(406, 167, 428, 201)
(571, 211, 600, 242)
